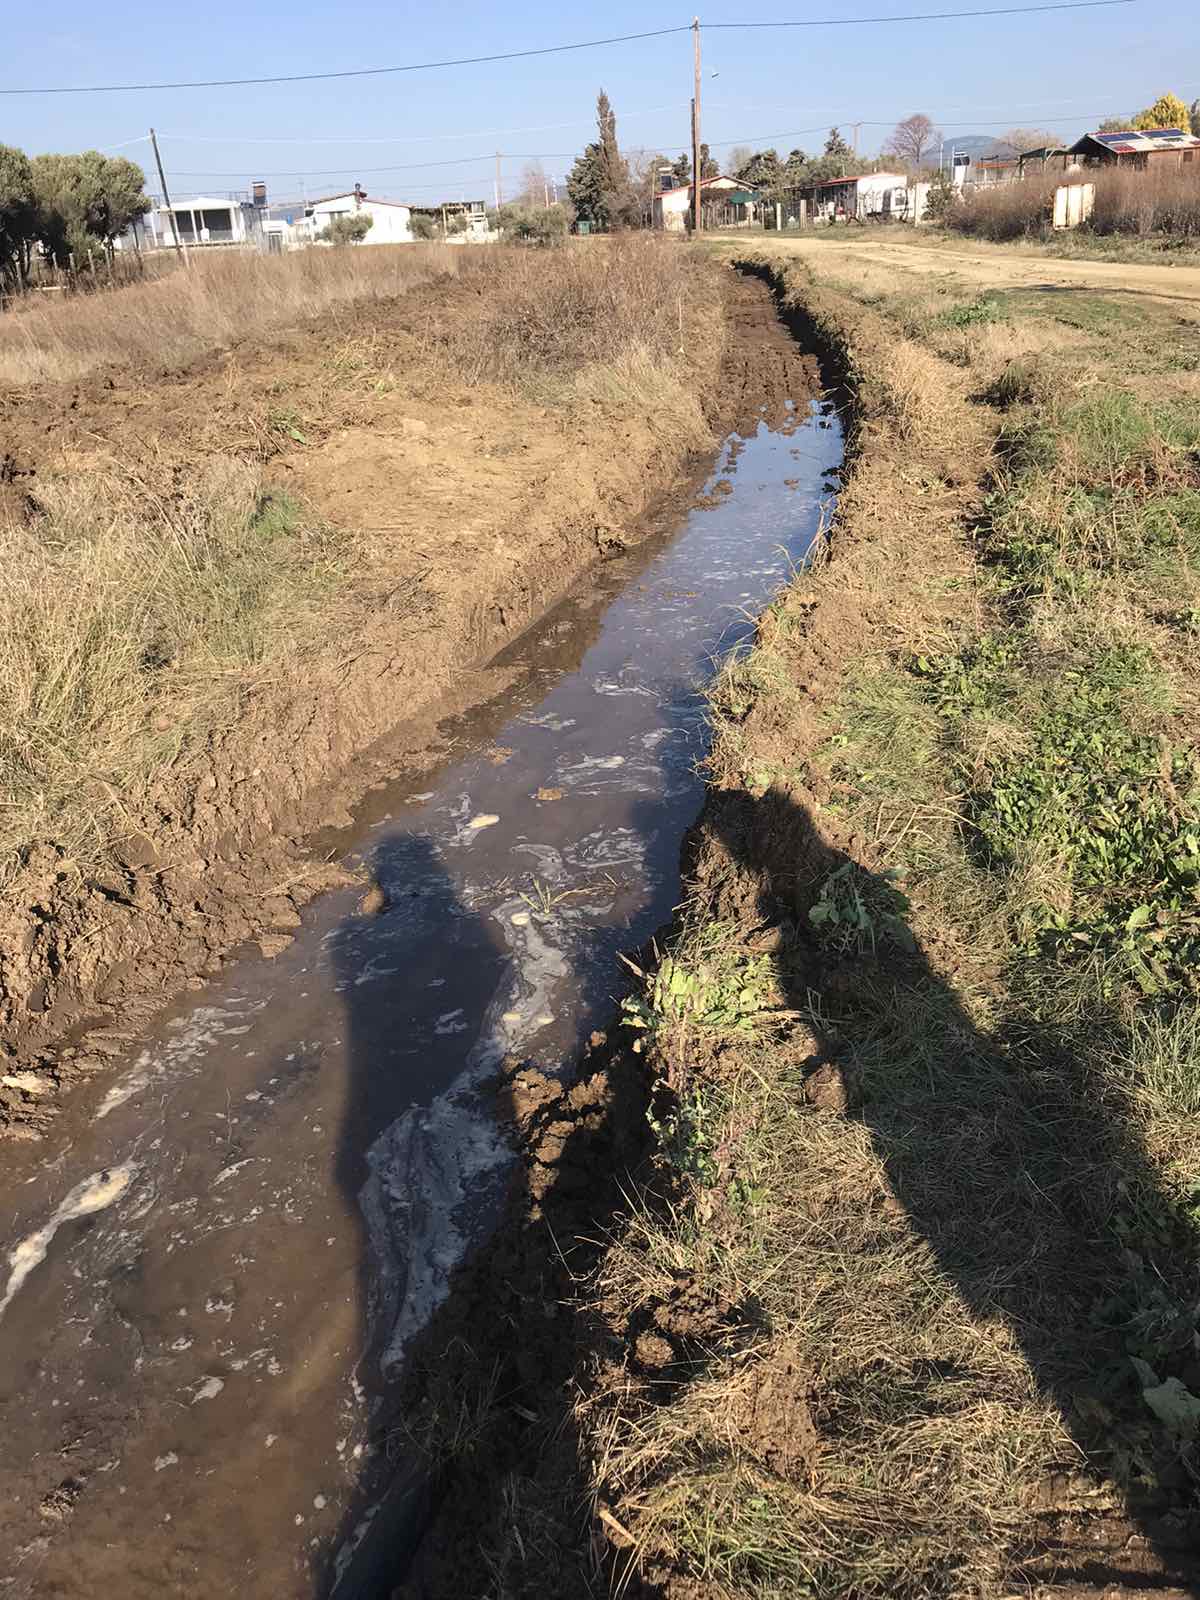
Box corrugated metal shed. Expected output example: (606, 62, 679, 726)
(1070, 128, 1200, 159)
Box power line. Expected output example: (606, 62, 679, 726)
(156, 104, 685, 146)
(0, 27, 689, 95)
(0, 1, 1137, 96)
(707, 0, 1133, 22)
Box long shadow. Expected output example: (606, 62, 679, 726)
(322, 812, 668, 1599)
(322, 832, 513, 1595)
(702, 784, 1200, 1593)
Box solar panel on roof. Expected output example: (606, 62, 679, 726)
(1146, 128, 1186, 139)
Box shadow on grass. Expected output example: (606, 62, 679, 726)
(698, 783, 1200, 1595)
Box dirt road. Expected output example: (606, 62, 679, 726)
(755, 232, 1200, 310)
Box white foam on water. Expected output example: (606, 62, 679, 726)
(96, 1003, 263, 1119)
(359, 894, 572, 1378)
(0, 1162, 137, 1321)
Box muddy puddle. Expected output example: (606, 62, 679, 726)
(0, 377, 841, 1597)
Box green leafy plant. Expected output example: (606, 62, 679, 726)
(622, 948, 773, 1039)
(647, 1087, 722, 1185)
(808, 862, 914, 956)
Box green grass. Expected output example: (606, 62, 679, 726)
(582, 259, 1200, 1600)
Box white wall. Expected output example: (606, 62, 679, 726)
(310, 197, 413, 244)
(656, 188, 692, 232)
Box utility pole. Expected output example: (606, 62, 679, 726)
(149, 128, 185, 265)
(494, 152, 502, 210)
(850, 121, 864, 154)
(691, 16, 702, 234)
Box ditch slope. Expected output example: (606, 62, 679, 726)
(391, 254, 1200, 1599)
(0, 259, 727, 1124)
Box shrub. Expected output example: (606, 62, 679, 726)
(494, 202, 570, 246)
(923, 168, 960, 224)
(946, 178, 1056, 240)
(1088, 166, 1200, 237)
(318, 212, 373, 245)
(946, 167, 1200, 242)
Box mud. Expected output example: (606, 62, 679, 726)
(0, 272, 838, 1597)
(0, 273, 733, 1110)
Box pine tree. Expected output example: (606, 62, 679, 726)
(824, 127, 853, 159)
(566, 143, 606, 226)
(565, 90, 634, 228)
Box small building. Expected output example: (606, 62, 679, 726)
(144, 196, 264, 250)
(799, 171, 912, 223)
(1067, 128, 1200, 169)
(305, 187, 414, 244)
(409, 200, 494, 242)
(974, 155, 1022, 187)
(653, 174, 755, 232)
(1016, 145, 1073, 177)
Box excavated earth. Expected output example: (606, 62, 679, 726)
(0, 270, 803, 1130)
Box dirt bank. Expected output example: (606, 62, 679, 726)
(387, 254, 1200, 1599)
(0, 262, 821, 1139)
(0, 259, 710, 1132)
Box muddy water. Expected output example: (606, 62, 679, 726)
(0, 392, 841, 1598)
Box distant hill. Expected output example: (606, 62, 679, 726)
(937, 134, 1018, 162)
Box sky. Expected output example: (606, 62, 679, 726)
(2, 0, 1197, 206)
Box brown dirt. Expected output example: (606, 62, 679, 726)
(0, 271, 807, 1132)
(754, 232, 1200, 312)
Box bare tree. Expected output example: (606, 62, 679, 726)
(883, 113, 942, 170)
(995, 127, 1060, 152)
(728, 145, 754, 178)
(518, 160, 550, 207)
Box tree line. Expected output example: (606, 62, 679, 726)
(0, 145, 150, 293)
(562, 97, 881, 231)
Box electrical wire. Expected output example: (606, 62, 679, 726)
(156, 104, 685, 146)
(0, 1, 1137, 96)
(706, 0, 1133, 22)
(0, 27, 689, 95)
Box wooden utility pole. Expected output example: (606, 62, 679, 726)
(494, 152, 502, 210)
(149, 128, 186, 265)
(850, 121, 864, 154)
(691, 17, 702, 234)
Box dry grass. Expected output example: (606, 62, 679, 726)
(0, 463, 343, 868)
(949, 166, 1200, 243)
(0, 244, 459, 387)
(575, 257, 1200, 1599)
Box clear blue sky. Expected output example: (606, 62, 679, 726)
(2, 1, 1196, 205)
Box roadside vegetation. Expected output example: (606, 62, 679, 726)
(561, 257, 1200, 1595)
(947, 165, 1200, 247)
(0, 243, 455, 385)
(0, 239, 719, 888)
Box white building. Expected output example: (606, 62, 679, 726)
(305, 188, 413, 244)
(144, 196, 263, 249)
(653, 174, 753, 232)
(800, 171, 914, 223)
